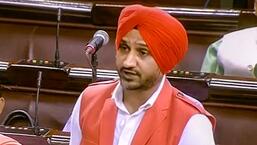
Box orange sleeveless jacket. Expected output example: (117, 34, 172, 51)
(79, 79, 215, 145)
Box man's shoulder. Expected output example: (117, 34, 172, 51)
(224, 27, 257, 38)
(172, 89, 216, 127)
(87, 79, 119, 88)
(81, 79, 119, 99)
(172, 89, 205, 114)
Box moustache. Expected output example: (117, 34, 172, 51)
(119, 67, 140, 76)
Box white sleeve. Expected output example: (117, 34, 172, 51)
(178, 114, 215, 145)
(69, 93, 83, 145)
(62, 116, 71, 132)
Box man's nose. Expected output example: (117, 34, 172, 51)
(123, 52, 137, 67)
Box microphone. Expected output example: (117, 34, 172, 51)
(84, 30, 109, 55)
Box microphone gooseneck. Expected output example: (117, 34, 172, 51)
(54, 8, 61, 68)
(34, 71, 42, 136)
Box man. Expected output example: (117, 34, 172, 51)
(69, 4, 216, 145)
(0, 97, 21, 145)
(201, 0, 257, 78)
(201, 26, 257, 78)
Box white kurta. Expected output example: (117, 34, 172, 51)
(217, 27, 257, 77)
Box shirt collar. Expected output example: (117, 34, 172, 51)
(111, 75, 166, 114)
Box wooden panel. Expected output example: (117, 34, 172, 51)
(205, 103, 257, 145)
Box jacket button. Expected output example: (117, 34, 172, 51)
(247, 65, 253, 71)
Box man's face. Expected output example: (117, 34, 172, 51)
(116, 29, 163, 91)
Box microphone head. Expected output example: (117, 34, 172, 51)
(93, 30, 109, 46)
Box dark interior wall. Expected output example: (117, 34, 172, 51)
(0, 22, 219, 72)
(0, 20, 219, 130)
(0, 22, 117, 69)
(73, 0, 221, 7)
(0, 90, 77, 130)
(69, 0, 256, 9)
(205, 104, 257, 145)
(1, 0, 249, 72)
(178, 34, 219, 71)
(1, 3, 257, 144)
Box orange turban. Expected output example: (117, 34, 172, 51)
(116, 4, 188, 74)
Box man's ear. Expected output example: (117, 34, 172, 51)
(0, 97, 5, 115)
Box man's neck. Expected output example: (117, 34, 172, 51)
(123, 79, 162, 114)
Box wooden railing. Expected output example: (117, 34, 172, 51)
(1, 60, 257, 144)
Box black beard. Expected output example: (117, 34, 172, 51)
(119, 72, 160, 91)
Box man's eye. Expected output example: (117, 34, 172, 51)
(119, 45, 129, 51)
(139, 50, 148, 56)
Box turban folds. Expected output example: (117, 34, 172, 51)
(116, 4, 188, 74)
